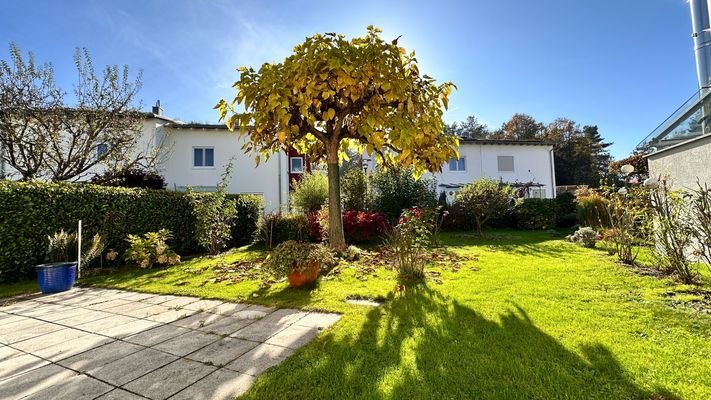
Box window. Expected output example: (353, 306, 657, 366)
(497, 156, 514, 172)
(290, 157, 304, 173)
(448, 157, 466, 171)
(96, 143, 108, 158)
(193, 147, 214, 167)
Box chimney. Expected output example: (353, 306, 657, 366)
(690, 0, 711, 91)
(152, 100, 163, 116)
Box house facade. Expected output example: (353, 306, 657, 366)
(429, 139, 556, 202)
(1, 105, 556, 210)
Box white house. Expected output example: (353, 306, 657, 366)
(1, 103, 557, 210)
(427, 139, 556, 202)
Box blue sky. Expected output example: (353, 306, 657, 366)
(0, 0, 698, 159)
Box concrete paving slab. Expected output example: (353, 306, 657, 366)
(33, 333, 113, 362)
(230, 318, 289, 342)
(153, 331, 220, 357)
(170, 369, 255, 400)
(53, 309, 115, 326)
(196, 314, 255, 336)
(90, 347, 177, 386)
(139, 294, 183, 305)
(143, 308, 196, 323)
(183, 299, 224, 311)
(159, 296, 199, 309)
(0, 345, 23, 362)
(169, 311, 223, 329)
(95, 388, 148, 400)
(85, 298, 134, 311)
(265, 325, 321, 349)
(209, 302, 250, 316)
(0, 352, 49, 380)
(0, 287, 340, 399)
(123, 358, 216, 400)
(123, 324, 192, 347)
(225, 343, 294, 376)
(294, 312, 342, 329)
(12, 327, 91, 353)
(0, 364, 76, 400)
(58, 340, 145, 373)
(102, 300, 155, 316)
(75, 315, 141, 335)
(186, 337, 259, 366)
(0, 318, 64, 344)
(22, 373, 113, 400)
(99, 318, 161, 339)
(123, 303, 172, 319)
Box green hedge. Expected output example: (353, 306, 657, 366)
(514, 198, 558, 230)
(0, 181, 261, 282)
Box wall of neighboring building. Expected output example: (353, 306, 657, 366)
(647, 134, 711, 190)
(158, 126, 289, 213)
(433, 143, 556, 201)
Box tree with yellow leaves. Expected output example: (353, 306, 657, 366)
(217, 26, 458, 250)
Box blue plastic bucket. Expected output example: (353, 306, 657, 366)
(36, 262, 77, 293)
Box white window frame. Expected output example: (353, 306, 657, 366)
(497, 155, 514, 172)
(448, 156, 466, 172)
(193, 147, 215, 169)
(290, 156, 304, 173)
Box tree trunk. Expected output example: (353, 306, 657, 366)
(326, 146, 346, 251)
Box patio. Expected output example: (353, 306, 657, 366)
(0, 288, 340, 399)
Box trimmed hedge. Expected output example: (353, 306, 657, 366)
(514, 198, 557, 230)
(0, 181, 261, 282)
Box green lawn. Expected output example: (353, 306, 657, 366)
(82, 230, 711, 399)
(0, 280, 38, 300)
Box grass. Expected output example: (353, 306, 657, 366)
(79, 230, 711, 399)
(0, 280, 38, 299)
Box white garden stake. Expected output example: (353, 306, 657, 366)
(77, 220, 82, 279)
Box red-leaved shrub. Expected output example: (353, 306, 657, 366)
(316, 209, 390, 243)
(342, 210, 389, 243)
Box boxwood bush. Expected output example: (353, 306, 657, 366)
(0, 181, 261, 282)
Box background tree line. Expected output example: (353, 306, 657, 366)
(445, 113, 613, 187)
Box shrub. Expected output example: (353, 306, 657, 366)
(46, 230, 104, 277)
(263, 240, 337, 278)
(341, 169, 369, 211)
(649, 180, 697, 283)
(555, 192, 577, 228)
(291, 172, 328, 213)
(370, 167, 437, 222)
(577, 192, 609, 227)
(515, 198, 557, 230)
(342, 210, 389, 243)
(228, 194, 262, 248)
(124, 229, 180, 268)
(450, 179, 516, 236)
(192, 166, 237, 255)
(255, 213, 310, 249)
(686, 181, 711, 269)
(317, 209, 389, 244)
(91, 168, 166, 189)
(0, 180, 261, 282)
(385, 207, 433, 283)
(567, 227, 598, 248)
(605, 190, 650, 265)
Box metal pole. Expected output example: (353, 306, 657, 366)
(77, 220, 82, 280)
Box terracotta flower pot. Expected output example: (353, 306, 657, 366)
(287, 261, 320, 288)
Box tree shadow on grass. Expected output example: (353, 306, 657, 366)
(241, 286, 678, 400)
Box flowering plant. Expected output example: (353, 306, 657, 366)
(385, 207, 434, 283)
(124, 229, 180, 268)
